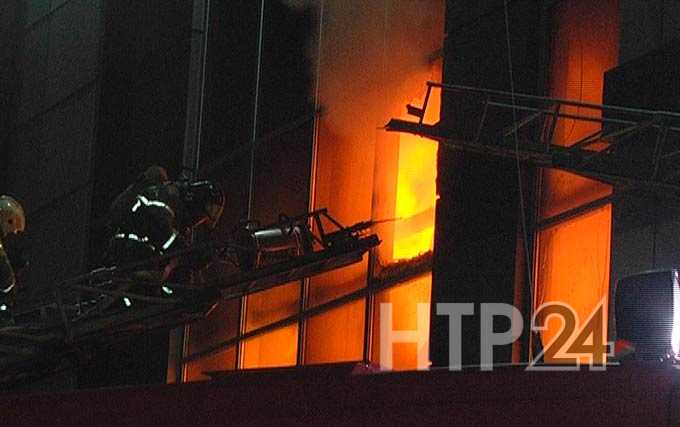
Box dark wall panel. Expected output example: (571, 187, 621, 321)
(605, 42, 680, 337)
(198, 0, 314, 226)
(16, 18, 49, 124)
(186, 0, 314, 376)
(47, 0, 102, 106)
(21, 87, 97, 298)
(8, 88, 97, 300)
(90, 0, 193, 264)
(251, 0, 314, 224)
(82, 0, 194, 388)
(0, 1, 21, 191)
(8, 1, 102, 302)
(198, 0, 260, 228)
(431, 0, 542, 367)
(20, 0, 50, 28)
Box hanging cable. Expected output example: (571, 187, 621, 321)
(247, 0, 266, 221)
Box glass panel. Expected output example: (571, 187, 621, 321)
(540, 0, 619, 218)
(534, 0, 618, 361)
(304, 300, 365, 364)
(240, 282, 300, 368)
(540, 170, 611, 219)
(183, 299, 241, 381)
(535, 205, 611, 360)
(23, 0, 51, 26)
(245, 282, 300, 332)
(185, 347, 236, 382)
(371, 274, 432, 370)
(242, 325, 298, 369)
(307, 259, 367, 307)
(308, 0, 443, 316)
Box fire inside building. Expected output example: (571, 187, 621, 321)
(3, 0, 680, 424)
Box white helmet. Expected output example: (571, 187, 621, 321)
(0, 196, 25, 237)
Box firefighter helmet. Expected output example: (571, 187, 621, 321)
(0, 196, 25, 237)
(181, 180, 225, 228)
(141, 165, 169, 184)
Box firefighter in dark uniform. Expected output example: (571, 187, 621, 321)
(0, 196, 26, 324)
(107, 166, 224, 303)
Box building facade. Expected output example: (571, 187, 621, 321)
(4, 0, 680, 387)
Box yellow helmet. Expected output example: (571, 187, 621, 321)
(0, 196, 25, 237)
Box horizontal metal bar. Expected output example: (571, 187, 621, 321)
(71, 304, 185, 339)
(661, 150, 680, 160)
(67, 284, 180, 305)
(567, 129, 603, 151)
(0, 344, 34, 357)
(54, 239, 235, 293)
(182, 271, 430, 364)
(598, 123, 643, 143)
(386, 119, 680, 195)
(502, 111, 543, 137)
(486, 101, 680, 132)
(658, 136, 680, 161)
(428, 81, 680, 120)
(537, 195, 615, 230)
(0, 328, 55, 344)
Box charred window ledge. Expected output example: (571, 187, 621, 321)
(371, 251, 433, 288)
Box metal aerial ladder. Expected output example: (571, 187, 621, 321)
(386, 82, 680, 202)
(0, 209, 379, 387)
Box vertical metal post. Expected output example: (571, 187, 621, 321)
(361, 0, 390, 367)
(419, 84, 432, 125)
(544, 103, 560, 149)
(237, 0, 266, 370)
(651, 121, 668, 180)
(182, 0, 211, 175)
(296, 278, 309, 366)
(296, 0, 325, 367)
(168, 0, 211, 384)
(362, 249, 376, 364)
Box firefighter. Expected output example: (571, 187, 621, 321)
(106, 166, 224, 304)
(0, 196, 26, 324)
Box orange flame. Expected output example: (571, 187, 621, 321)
(392, 89, 440, 261)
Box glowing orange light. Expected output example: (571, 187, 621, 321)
(238, 282, 300, 369)
(537, 0, 618, 359)
(392, 90, 440, 261)
(372, 274, 432, 370)
(536, 205, 611, 362)
(242, 325, 298, 368)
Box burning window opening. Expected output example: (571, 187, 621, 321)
(393, 135, 438, 261)
(373, 78, 441, 274)
(367, 69, 441, 371)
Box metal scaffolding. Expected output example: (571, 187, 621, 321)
(0, 209, 379, 386)
(387, 82, 680, 200)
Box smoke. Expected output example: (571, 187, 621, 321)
(303, 1, 444, 292)
(307, 0, 444, 221)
